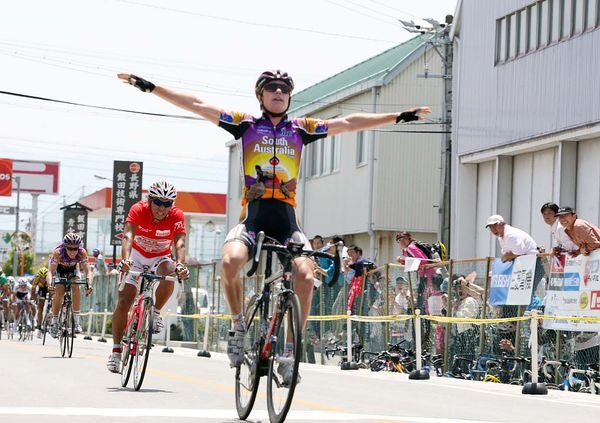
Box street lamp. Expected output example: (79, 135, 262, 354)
(93, 174, 113, 182)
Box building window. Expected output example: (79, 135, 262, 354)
(540, 0, 550, 47)
(528, 3, 539, 51)
(574, 0, 585, 33)
(305, 136, 340, 178)
(519, 9, 529, 55)
(497, 0, 595, 65)
(587, 0, 599, 29)
(322, 135, 340, 174)
(550, 0, 561, 43)
(562, 0, 574, 39)
(509, 13, 518, 59)
(497, 17, 508, 63)
(356, 131, 368, 166)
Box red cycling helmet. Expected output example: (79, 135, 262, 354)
(255, 70, 295, 99)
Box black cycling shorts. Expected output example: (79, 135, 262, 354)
(225, 199, 310, 250)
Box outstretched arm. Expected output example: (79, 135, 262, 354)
(117, 73, 223, 125)
(326, 107, 430, 136)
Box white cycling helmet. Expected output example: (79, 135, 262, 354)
(18, 277, 28, 286)
(148, 180, 177, 201)
(63, 232, 82, 245)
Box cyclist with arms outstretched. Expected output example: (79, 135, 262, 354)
(48, 233, 93, 337)
(118, 70, 430, 383)
(106, 180, 189, 373)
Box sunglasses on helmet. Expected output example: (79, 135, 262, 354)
(263, 82, 291, 94)
(151, 198, 173, 208)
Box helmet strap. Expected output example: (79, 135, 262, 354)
(260, 96, 290, 119)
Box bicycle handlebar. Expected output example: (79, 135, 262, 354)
(53, 277, 89, 286)
(124, 270, 180, 283)
(246, 231, 343, 282)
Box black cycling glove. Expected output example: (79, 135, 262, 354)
(395, 110, 419, 124)
(128, 74, 155, 93)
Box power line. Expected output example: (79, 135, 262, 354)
(116, 0, 400, 44)
(0, 90, 204, 121)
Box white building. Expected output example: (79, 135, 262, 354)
(451, 0, 600, 258)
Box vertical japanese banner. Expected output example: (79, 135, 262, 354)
(545, 250, 600, 331)
(110, 161, 143, 245)
(489, 254, 537, 305)
(0, 158, 13, 196)
(63, 207, 89, 248)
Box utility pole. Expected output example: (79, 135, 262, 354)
(399, 15, 453, 249)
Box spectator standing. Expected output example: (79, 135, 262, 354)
(540, 202, 578, 253)
(556, 206, 600, 256)
(555, 206, 600, 367)
(451, 272, 483, 359)
(92, 249, 108, 276)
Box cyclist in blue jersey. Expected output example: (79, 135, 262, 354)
(118, 70, 430, 382)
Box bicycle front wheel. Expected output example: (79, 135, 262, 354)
(267, 293, 302, 423)
(133, 300, 153, 391)
(121, 314, 136, 387)
(59, 304, 74, 357)
(41, 312, 50, 345)
(235, 295, 262, 420)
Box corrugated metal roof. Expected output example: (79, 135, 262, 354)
(289, 34, 430, 113)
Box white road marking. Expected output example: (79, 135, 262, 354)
(0, 406, 502, 422)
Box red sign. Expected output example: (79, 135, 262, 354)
(12, 160, 60, 194)
(129, 162, 141, 173)
(0, 158, 13, 196)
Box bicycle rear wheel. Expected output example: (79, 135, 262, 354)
(59, 304, 74, 357)
(133, 300, 153, 391)
(121, 313, 136, 387)
(235, 295, 262, 420)
(267, 293, 302, 423)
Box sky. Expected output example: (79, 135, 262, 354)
(0, 0, 458, 257)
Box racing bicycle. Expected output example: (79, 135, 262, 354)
(235, 232, 341, 423)
(119, 270, 180, 391)
(54, 277, 89, 357)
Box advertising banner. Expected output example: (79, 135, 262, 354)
(544, 249, 600, 331)
(0, 158, 13, 197)
(489, 254, 537, 305)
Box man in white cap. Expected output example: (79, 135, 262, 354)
(485, 214, 539, 262)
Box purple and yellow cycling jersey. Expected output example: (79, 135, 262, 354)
(219, 111, 328, 208)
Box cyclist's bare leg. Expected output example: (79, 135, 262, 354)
(51, 284, 65, 316)
(293, 256, 315, 331)
(111, 284, 137, 344)
(220, 241, 248, 322)
(36, 298, 44, 326)
(72, 284, 81, 313)
(154, 260, 176, 311)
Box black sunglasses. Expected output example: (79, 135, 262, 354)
(66, 246, 79, 252)
(152, 198, 173, 208)
(263, 82, 291, 94)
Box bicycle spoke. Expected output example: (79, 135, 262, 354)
(267, 293, 302, 423)
(66, 304, 74, 357)
(133, 301, 153, 391)
(235, 295, 262, 420)
(121, 314, 136, 387)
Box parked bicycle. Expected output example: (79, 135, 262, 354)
(53, 276, 89, 357)
(119, 270, 180, 391)
(235, 232, 341, 423)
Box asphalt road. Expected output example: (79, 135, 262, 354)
(1, 334, 598, 423)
